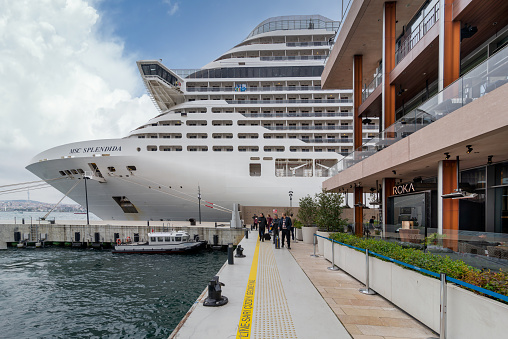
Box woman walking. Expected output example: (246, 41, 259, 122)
(258, 213, 267, 242)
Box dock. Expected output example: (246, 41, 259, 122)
(170, 232, 350, 338)
(170, 232, 437, 339)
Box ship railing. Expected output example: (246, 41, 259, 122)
(186, 86, 323, 92)
(263, 126, 354, 131)
(260, 55, 328, 61)
(226, 99, 352, 104)
(241, 112, 353, 118)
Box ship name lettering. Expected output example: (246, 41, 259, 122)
(71, 146, 123, 154)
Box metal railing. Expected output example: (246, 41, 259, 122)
(362, 72, 382, 103)
(186, 86, 323, 92)
(395, 2, 440, 64)
(260, 55, 328, 61)
(240, 112, 353, 118)
(330, 44, 508, 176)
(226, 99, 352, 104)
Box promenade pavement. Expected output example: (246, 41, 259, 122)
(290, 240, 438, 339)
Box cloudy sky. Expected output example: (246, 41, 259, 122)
(0, 0, 342, 204)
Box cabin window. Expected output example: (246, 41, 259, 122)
(150, 237, 156, 242)
(164, 237, 171, 242)
(157, 237, 164, 242)
(175, 236, 182, 241)
(250, 163, 261, 176)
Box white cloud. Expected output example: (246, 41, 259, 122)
(163, 0, 179, 16)
(0, 0, 156, 203)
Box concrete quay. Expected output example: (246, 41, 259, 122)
(0, 220, 245, 248)
(170, 232, 436, 339)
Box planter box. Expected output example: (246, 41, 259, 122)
(321, 237, 508, 337)
(295, 228, 303, 241)
(302, 226, 318, 244)
(316, 231, 329, 256)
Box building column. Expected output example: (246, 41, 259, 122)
(382, 2, 396, 129)
(439, 160, 459, 251)
(438, 0, 461, 91)
(353, 55, 363, 150)
(382, 178, 396, 236)
(354, 186, 363, 236)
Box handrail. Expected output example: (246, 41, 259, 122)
(314, 234, 508, 303)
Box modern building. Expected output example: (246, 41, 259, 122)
(321, 0, 508, 249)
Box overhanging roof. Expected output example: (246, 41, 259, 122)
(322, 0, 426, 89)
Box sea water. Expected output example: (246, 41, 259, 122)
(0, 247, 227, 338)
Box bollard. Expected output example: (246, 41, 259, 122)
(310, 233, 319, 257)
(245, 229, 249, 239)
(203, 276, 228, 307)
(440, 273, 447, 339)
(228, 243, 234, 264)
(235, 245, 246, 258)
(327, 240, 339, 271)
(359, 249, 376, 295)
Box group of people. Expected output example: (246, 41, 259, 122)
(251, 213, 293, 249)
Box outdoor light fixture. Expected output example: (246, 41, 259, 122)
(488, 155, 493, 165)
(392, 170, 396, 175)
(466, 145, 473, 154)
(362, 117, 372, 124)
(444, 152, 450, 160)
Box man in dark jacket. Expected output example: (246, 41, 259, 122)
(272, 214, 280, 247)
(279, 213, 292, 249)
(258, 213, 267, 242)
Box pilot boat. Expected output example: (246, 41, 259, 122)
(112, 231, 205, 254)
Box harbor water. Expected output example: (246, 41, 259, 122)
(0, 247, 227, 338)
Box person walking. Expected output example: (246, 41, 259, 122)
(258, 213, 267, 242)
(272, 214, 280, 248)
(267, 214, 273, 233)
(279, 213, 292, 249)
(252, 214, 258, 230)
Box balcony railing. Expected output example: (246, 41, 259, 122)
(226, 99, 352, 104)
(260, 55, 328, 61)
(264, 125, 353, 131)
(330, 44, 508, 176)
(187, 86, 322, 92)
(241, 112, 353, 118)
(395, 2, 440, 64)
(362, 72, 382, 103)
(286, 41, 333, 47)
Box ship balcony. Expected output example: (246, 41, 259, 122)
(226, 99, 352, 104)
(241, 112, 352, 118)
(186, 86, 323, 92)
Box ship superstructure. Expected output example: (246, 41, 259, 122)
(27, 15, 378, 221)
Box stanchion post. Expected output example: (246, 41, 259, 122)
(440, 273, 447, 339)
(327, 239, 339, 271)
(310, 233, 319, 257)
(359, 249, 376, 295)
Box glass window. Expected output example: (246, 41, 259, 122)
(175, 236, 182, 241)
(164, 237, 171, 242)
(157, 237, 164, 242)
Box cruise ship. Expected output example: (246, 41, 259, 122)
(26, 15, 378, 221)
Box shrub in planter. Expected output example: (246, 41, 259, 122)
(329, 233, 508, 299)
(297, 195, 317, 227)
(314, 189, 348, 232)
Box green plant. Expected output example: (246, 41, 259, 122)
(425, 233, 446, 246)
(314, 189, 348, 232)
(297, 195, 317, 226)
(329, 233, 508, 300)
(293, 220, 303, 229)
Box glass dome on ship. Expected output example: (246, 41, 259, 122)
(26, 15, 378, 221)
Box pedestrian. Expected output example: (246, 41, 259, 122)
(369, 216, 375, 230)
(290, 213, 295, 241)
(252, 214, 258, 230)
(267, 214, 273, 233)
(279, 212, 292, 249)
(258, 213, 267, 242)
(272, 214, 280, 247)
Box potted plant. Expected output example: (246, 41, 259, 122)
(293, 220, 303, 241)
(314, 189, 347, 255)
(297, 195, 318, 244)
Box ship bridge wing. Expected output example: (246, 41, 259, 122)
(137, 61, 185, 112)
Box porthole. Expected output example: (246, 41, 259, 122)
(137, 147, 141, 152)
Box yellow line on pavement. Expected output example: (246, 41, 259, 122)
(236, 238, 260, 338)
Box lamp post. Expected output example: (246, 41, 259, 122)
(289, 190, 293, 208)
(198, 186, 202, 224)
(83, 173, 92, 226)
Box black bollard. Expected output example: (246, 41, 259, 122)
(203, 276, 228, 307)
(228, 243, 234, 264)
(235, 245, 246, 258)
(245, 229, 249, 239)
